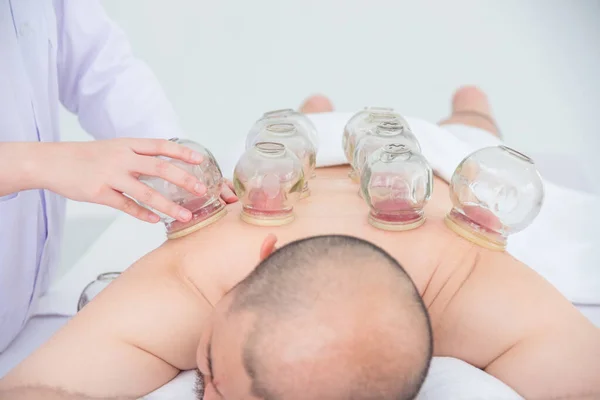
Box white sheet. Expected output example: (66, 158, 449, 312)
(144, 358, 524, 400)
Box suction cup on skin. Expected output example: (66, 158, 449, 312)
(138, 138, 227, 239)
(343, 107, 412, 181)
(444, 145, 544, 251)
(361, 143, 433, 231)
(353, 121, 422, 182)
(78, 272, 121, 311)
(248, 123, 315, 198)
(234, 142, 304, 227)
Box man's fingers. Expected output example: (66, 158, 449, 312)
(138, 156, 206, 197)
(130, 139, 203, 164)
(102, 190, 161, 223)
(259, 233, 278, 261)
(220, 179, 238, 203)
(119, 180, 193, 222)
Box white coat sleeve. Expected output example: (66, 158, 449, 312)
(53, 0, 183, 140)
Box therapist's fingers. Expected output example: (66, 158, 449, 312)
(220, 179, 238, 203)
(136, 156, 206, 196)
(119, 180, 193, 222)
(129, 138, 204, 164)
(102, 190, 161, 223)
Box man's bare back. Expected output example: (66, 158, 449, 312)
(1, 164, 599, 399)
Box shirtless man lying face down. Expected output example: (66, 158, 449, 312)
(1, 88, 600, 400)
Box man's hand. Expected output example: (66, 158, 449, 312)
(35, 139, 223, 223)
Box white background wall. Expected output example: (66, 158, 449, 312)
(61, 0, 600, 170)
(59, 0, 600, 274)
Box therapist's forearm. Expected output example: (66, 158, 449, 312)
(0, 142, 48, 196)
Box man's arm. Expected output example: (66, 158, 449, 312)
(0, 245, 212, 398)
(486, 326, 600, 400)
(0, 387, 130, 400)
(54, 0, 182, 140)
(432, 250, 600, 399)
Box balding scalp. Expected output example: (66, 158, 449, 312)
(230, 235, 433, 400)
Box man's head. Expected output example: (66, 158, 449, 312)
(196, 235, 433, 400)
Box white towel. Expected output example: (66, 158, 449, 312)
(142, 357, 523, 400)
(34, 112, 600, 317)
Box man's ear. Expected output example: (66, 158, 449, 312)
(260, 234, 278, 261)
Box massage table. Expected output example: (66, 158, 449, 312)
(1, 114, 598, 399)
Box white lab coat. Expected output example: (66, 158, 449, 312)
(0, 0, 182, 351)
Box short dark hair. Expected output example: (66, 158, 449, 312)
(230, 235, 433, 400)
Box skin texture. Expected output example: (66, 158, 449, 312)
(1, 167, 599, 400)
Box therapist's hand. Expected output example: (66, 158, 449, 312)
(220, 179, 238, 204)
(40, 139, 207, 223)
